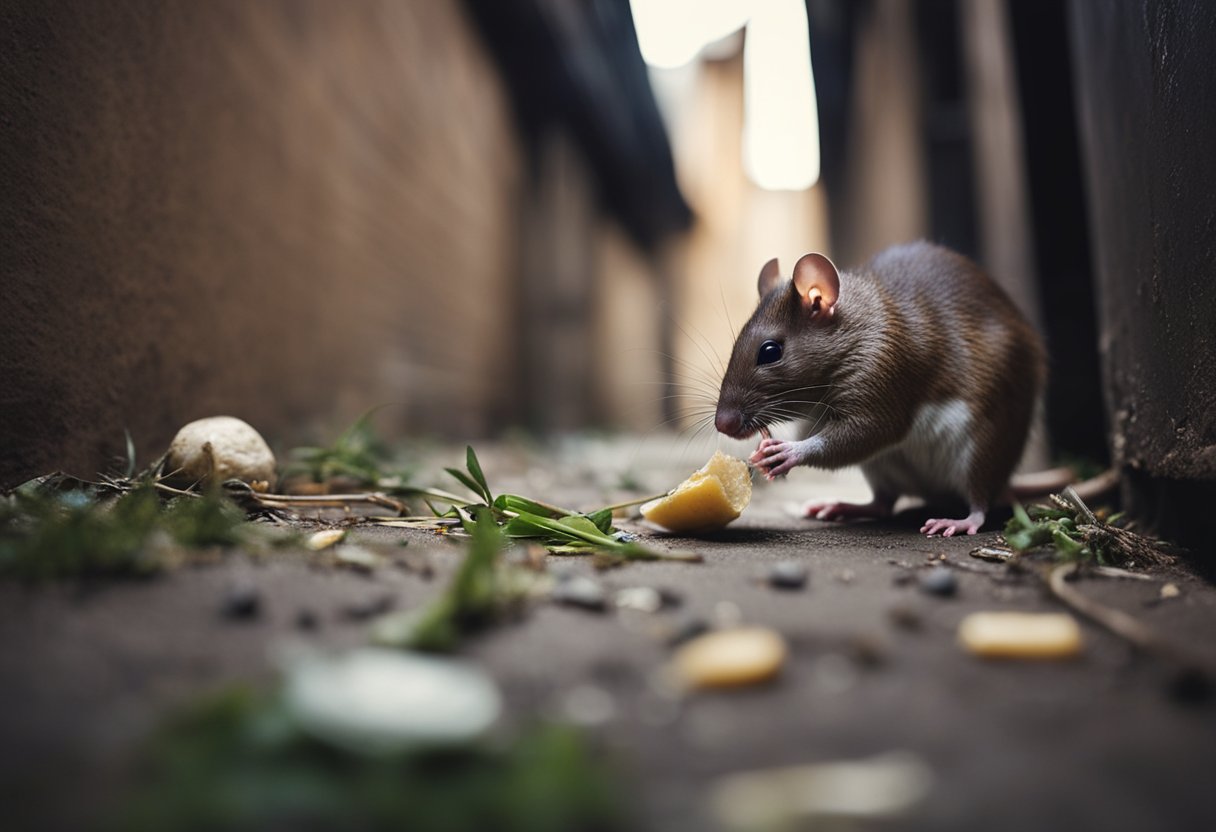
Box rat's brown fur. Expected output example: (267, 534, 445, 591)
(716, 241, 1045, 525)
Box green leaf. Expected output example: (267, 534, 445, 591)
(446, 468, 488, 503)
(585, 508, 614, 534)
(465, 446, 492, 503)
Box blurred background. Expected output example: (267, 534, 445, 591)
(2, 0, 1214, 543)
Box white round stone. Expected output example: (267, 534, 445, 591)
(165, 415, 277, 488)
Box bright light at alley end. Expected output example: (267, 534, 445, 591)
(629, 0, 821, 192)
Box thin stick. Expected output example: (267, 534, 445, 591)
(1048, 563, 1211, 671)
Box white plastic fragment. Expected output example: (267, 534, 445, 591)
(284, 648, 502, 754)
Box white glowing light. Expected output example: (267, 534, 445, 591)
(742, 0, 821, 190)
(629, 0, 821, 192)
(628, 0, 751, 69)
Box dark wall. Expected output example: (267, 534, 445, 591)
(1070, 0, 1216, 547)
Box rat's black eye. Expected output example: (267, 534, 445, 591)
(756, 340, 783, 366)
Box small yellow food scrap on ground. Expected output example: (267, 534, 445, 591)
(672, 627, 787, 688)
(958, 612, 1083, 659)
(641, 451, 752, 533)
(306, 529, 346, 551)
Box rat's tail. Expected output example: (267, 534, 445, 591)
(1007, 467, 1119, 505)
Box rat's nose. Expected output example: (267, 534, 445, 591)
(715, 408, 744, 437)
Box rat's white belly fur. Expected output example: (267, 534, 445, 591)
(862, 399, 975, 501)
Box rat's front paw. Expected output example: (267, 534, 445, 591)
(749, 438, 814, 479)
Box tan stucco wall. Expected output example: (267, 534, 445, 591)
(0, 0, 522, 485)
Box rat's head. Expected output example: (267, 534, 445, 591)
(714, 253, 843, 439)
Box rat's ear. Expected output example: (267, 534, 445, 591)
(757, 258, 782, 297)
(792, 253, 840, 318)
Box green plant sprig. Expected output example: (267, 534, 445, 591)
(1003, 487, 1174, 568)
(430, 447, 699, 565)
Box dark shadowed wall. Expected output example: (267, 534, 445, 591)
(0, 0, 523, 486)
(1070, 0, 1216, 547)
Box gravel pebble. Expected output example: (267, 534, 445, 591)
(768, 561, 808, 590)
(552, 576, 608, 612)
(222, 583, 261, 619)
(919, 566, 957, 597)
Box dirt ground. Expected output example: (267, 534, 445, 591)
(3, 435, 1216, 831)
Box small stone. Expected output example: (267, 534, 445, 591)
(919, 566, 957, 597)
(768, 561, 808, 590)
(1160, 583, 1181, 600)
(551, 576, 608, 612)
(616, 586, 664, 613)
(222, 582, 260, 619)
(672, 627, 788, 689)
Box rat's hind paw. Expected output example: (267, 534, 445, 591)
(803, 499, 891, 522)
(920, 511, 985, 537)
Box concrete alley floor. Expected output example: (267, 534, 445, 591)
(2, 433, 1216, 830)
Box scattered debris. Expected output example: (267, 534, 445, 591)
(672, 628, 787, 689)
(970, 544, 1014, 563)
(767, 561, 808, 590)
(957, 611, 1082, 659)
(1004, 486, 1175, 568)
(919, 566, 957, 597)
(709, 751, 934, 831)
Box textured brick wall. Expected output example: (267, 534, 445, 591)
(0, 0, 522, 485)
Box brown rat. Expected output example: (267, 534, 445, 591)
(714, 241, 1046, 536)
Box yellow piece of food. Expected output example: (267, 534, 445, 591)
(958, 612, 1083, 659)
(306, 529, 346, 551)
(640, 451, 752, 532)
(672, 627, 787, 689)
